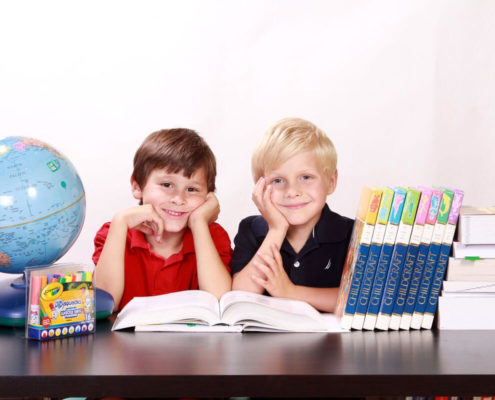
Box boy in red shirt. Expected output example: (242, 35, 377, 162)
(93, 128, 232, 311)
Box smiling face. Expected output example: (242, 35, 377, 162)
(265, 151, 337, 232)
(132, 167, 208, 234)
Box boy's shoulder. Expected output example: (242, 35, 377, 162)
(207, 221, 231, 239)
(237, 215, 270, 239)
(316, 205, 354, 243)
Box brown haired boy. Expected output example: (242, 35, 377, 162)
(93, 129, 232, 311)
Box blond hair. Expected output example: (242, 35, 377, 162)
(251, 117, 337, 182)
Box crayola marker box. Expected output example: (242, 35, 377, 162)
(25, 263, 95, 340)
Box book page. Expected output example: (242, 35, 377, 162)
(219, 290, 327, 332)
(112, 290, 221, 330)
(220, 290, 322, 318)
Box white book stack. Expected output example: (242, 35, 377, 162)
(438, 206, 495, 330)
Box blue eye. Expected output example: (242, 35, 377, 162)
(301, 175, 311, 181)
(272, 178, 283, 184)
(187, 187, 198, 192)
(162, 182, 171, 188)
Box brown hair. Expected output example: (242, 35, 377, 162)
(132, 128, 216, 192)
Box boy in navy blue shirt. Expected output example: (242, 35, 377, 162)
(231, 118, 353, 312)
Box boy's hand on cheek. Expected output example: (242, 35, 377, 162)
(188, 193, 220, 229)
(251, 244, 295, 299)
(116, 204, 164, 242)
(252, 178, 289, 233)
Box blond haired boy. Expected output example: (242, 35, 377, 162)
(231, 118, 353, 312)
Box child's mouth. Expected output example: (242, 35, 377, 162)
(283, 202, 308, 210)
(164, 209, 187, 217)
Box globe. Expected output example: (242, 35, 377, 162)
(0, 136, 86, 273)
(0, 137, 114, 326)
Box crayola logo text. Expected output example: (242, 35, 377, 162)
(41, 282, 64, 301)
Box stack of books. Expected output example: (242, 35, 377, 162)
(336, 185, 464, 331)
(437, 206, 495, 330)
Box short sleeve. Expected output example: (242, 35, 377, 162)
(92, 222, 111, 266)
(230, 216, 264, 275)
(209, 223, 233, 273)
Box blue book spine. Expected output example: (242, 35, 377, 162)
(410, 242, 441, 327)
(353, 242, 381, 322)
(421, 188, 463, 329)
(422, 243, 450, 328)
(389, 243, 420, 328)
(363, 243, 394, 327)
(343, 243, 371, 318)
(400, 242, 430, 329)
(375, 242, 409, 330)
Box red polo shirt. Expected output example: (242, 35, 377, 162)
(92, 222, 232, 310)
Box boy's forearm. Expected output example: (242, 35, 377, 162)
(232, 227, 287, 293)
(190, 222, 232, 299)
(94, 216, 127, 311)
(287, 286, 340, 313)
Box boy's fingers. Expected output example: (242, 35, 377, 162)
(256, 251, 276, 270)
(271, 243, 284, 270)
(262, 184, 272, 204)
(252, 178, 265, 205)
(155, 218, 164, 240)
(251, 274, 268, 289)
(253, 261, 273, 280)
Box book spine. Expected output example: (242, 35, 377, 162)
(363, 188, 406, 330)
(363, 243, 394, 330)
(352, 187, 394, 330)
(375, 188, 420, 331)
(422, 189, 464, 329)
(389, 187, 432, 330)
(339, 187, 382, 330)
(410, 188, 454, 329)
(399, 188, 442, 330)
(389, 242, 420, 330)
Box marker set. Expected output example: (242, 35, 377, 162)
(26, 264, 95, 341)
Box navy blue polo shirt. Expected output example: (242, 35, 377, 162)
(231, 204, 354, 288)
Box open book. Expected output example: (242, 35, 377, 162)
(112, 290, 347, 332)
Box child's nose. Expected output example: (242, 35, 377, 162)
(285, 181, 301, 198)
(171, 192, 186, 205)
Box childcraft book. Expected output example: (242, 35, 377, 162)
(111, 290, 346, 332)
(363, 187, 406, 330)
(335, 186, 382, 330)
(375, 187, 420, 330)
(352, 187, 394, 330)
(389, 187, 432, 330)
(410, 188, 454, 329)
(399, 188, 442, 330)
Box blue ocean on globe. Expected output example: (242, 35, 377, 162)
(0, 137, 86, 274)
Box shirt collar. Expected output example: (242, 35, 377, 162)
(129, 228, 195, 255)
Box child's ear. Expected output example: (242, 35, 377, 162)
(327, 169, 338, 195)
(130, 177, 143, 200)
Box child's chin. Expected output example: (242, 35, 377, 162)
(164, 222, 188, 233)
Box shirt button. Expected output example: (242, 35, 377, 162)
(293, 261, 300, 268)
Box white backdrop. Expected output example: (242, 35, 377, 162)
(1, 0, 494, 269)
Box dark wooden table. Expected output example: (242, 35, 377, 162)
(1, 317, 495, 398)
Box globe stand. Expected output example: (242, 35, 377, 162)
(0, 275, 26, 326)
(0, 273, 115, 327)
